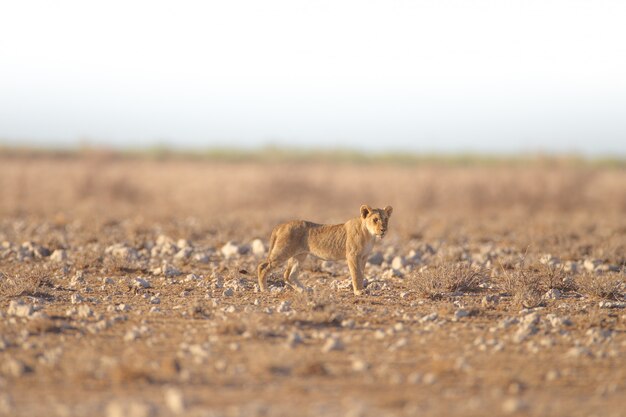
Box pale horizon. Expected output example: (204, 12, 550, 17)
(1, 0, 625, 156)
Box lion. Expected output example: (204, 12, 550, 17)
(257, 204, 393, 295)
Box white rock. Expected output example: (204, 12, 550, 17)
(583, 259, 602, 272)
(50, 249, 67, 262)
(77, 305, 93, 318)
(70, 293, 84, 304)
(599, 301, 626, 309)
(149, 296, 160, 304)
(286, 332, 303, 348)
(173, 247, 193, 260)
(545, 314, 572, 327)
(566, 346, 592, 358)
(124, 329, 140, 342)
(322, 337, 344, 352)
(2, 358, 27, 377)
(341, 319, 356, 329)
(177, 239, 192, 249)
(251, 239, 266, 256)
(502, 398, 528, 414)
(193, 253, 210, 263)
(221, 241, 242, 259)
(161, 262, 181, 277)
(7, 300, 34, 318)
(351, 359, 370, 372)
(185, 273, 200, 282)
(543, 288, 561, 300)
(382, 268, 404, 279)
(106, 400, 155, 417)
(105, 243, 139, 261)
(277, 301, 291, 313)
(422, 373, 437, 384)
(133, 277, 151, 289)
(521, 312, 540, 326)
(391, 256, 406, 270)
(164, 388, 186, 414)
(420, 312, 438, 323)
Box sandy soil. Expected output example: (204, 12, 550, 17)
(0, 154, 624, 417)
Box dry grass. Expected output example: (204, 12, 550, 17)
(412, 262, 486, 300)
(577, 272, 625, 300)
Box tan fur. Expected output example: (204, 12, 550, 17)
(257, 204, 393, 295)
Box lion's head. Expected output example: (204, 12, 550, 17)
(360, 204, 393, 238)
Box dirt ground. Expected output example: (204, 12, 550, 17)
(0, 153, 625, 417)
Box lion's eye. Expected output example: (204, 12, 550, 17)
(373, 218, 378, 223)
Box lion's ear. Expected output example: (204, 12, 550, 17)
(360, 205, 372, 219)
(384, 206, 393, 217)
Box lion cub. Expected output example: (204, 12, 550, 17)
(257, 204, 393, 295)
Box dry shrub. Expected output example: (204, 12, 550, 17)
(0, 267, 50, 298)
(497, 260, 544, 308)
(496, 255, 579, 307)
(412, 263, 486, 300)
(578, 272, 624, 300)
(536, 263, 577, 292)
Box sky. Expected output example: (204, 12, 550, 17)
(1, 0, 625, 155)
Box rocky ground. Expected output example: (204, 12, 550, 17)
(0, 153, 625, 417)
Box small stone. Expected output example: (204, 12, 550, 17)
(351, 359, 370, 372)
(341, 319, 356, 329)
(133, 277, 151, 289)
(174, 247, 193, 260)
(422, 373, 437, 384)
(70, 293, 84, 304)
(420, 312, 438, 323)
(161, 262, 181, 277)
(164, 388, 186, 414)
(184, 274, 200, 282)
(149, 296, 160, 304)
(391, 256, 406, 270)
(105, 243, 139, 261)
(502, 398, 528, 414)
(50, 249, 67, 262)
(223, 288, 234, 297)
(322, 337, 344, 352)
(566, 346, 592, 358)
(221, 241, 241, 259)
(7, 300, 34, 318)
(106, 400, 155, 417)
(382, 268, 404, 279)
(286, 332, 303, 348)
(583, 259, 602, 272)
(77, 305, 93, 318)
(482, 294, 500, 307)
(2, 358, 27, 377)
(124, 329, 140, 342)
(277, 301, 291, 313)
(454, 309, 470, 320)
(193, 253, 210, 263)
(546, 370, 560, 381)
(599, 301, 626, 309)
(251, 239, 266, 256)
(543, 288, 561, 300)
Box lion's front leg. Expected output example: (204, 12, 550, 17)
(347, 254, 364, 296)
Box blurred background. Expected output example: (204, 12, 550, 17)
(1, 0, 625, 156)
